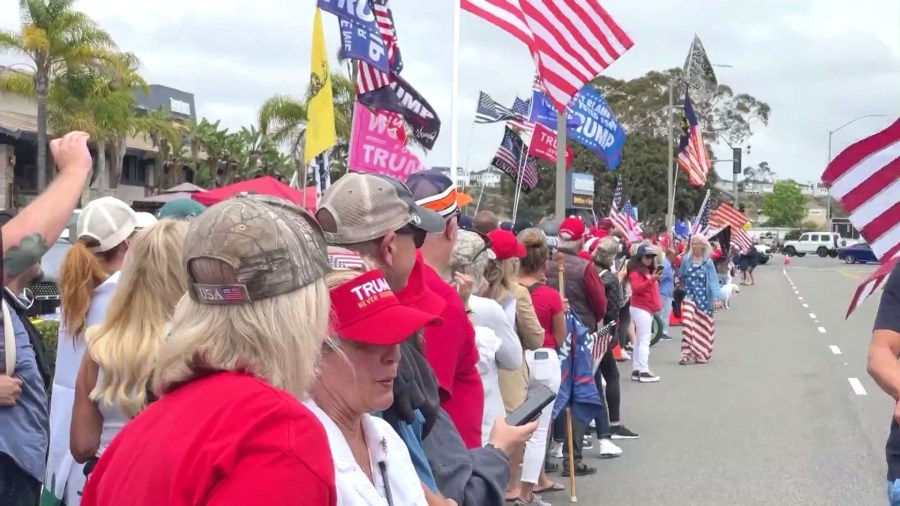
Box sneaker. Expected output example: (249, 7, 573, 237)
(610, 425, 640, 440)
(660, 334, 673, 341)
(514, 495, 551, 506)
(631, 370, 640, 382)
(598, 438, 623, 458)
(618, 349, 631, 361)
(549, 441, 563, 459)
(582, 436, 594, 450)
(638, 371, 660, 383)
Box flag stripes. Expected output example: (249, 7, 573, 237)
(462, 0, 634, 111)
(709, 202, 751, 231)
(822, 118, 900, 263)
(475, 91, 520, 123)
(507, 96, 534, 132)
(356, 0, 402, 94)
(677, 92, 710, 186)
(680, 299, 715, 362)
(590, 321, 616, 363)
(611, 200, 641, 242)
(846, 253, 899, 318)
(730, 226, 753, 253)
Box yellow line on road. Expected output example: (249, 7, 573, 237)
(837, 268, 867, 281)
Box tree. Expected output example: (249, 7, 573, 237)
(0, 0, 116, 190)
(761, 181, 807, 227)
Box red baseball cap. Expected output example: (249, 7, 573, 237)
(559, 217, 586, 241)
(330, 269, 442, 346)
(487, 229, 525, 260)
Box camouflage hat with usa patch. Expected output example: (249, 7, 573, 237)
(183, 193, 330, 304)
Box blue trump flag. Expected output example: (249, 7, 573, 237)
(551, 312, 604, 425)
(530, 86, 626, 169)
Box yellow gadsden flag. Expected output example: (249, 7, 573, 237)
(304, 8, 336, 164)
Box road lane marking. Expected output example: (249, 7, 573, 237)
(798, 297, 804, 301)
(830, 345, 842, 355)
(809, 313, 817, 319)
(818, 327, 827, 334)
(848, 378, 867, 396)
(802, 303, 809, 308)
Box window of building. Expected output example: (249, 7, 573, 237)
(121, 155, 147, 185)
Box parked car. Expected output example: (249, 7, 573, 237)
(782, 232, 856, 258)
(26, 210, 79, 317)
(754, 244, 771, 264)
(838, 243, 878, 264)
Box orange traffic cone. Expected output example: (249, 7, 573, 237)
(783, 255, 791, 265)
(612, 342, 623, 361)
(670, 308, 683, 327)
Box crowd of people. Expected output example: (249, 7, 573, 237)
(0, 131, 752, 506)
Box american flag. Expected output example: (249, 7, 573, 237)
(221, 286, 247, 301)
(475, 91, 520, 124)
(461, 0, 634, 111)
(590, 321, 617, 362)
(691, 191, 711, 236)
(507, 96, 534, 132)
(677, 92, 711, 187)
(611, 199, 641, 242)
(680, 298, 715, 362)
(708, 202, 752, 253)
(821, 118, 900, 317)
(327, 246, 366, 271)
(610, 177, 623, 210)
(356, 0, 403, 94)
(491, 126, 538, 190)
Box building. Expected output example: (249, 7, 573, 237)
(468, 167, 502, 189)
(0, 65, 198, 206)
(742, 179, 774, 195)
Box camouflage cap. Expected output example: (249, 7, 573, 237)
(184, 193, 329, 305)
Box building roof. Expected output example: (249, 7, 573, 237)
(0, 111, 157, 152)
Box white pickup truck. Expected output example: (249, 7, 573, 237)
(782, 232, 857, 258)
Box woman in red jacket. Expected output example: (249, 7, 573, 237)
(627, 245, 663, 383)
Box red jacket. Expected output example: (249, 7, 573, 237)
(629, 269, 662, 313)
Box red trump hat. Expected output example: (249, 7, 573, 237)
(559, 217, 586, 241)
(487, 229, 526, 260)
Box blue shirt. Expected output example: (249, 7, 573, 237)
(376, 410, 438, 492)
(0, 312, 49, 481)
(659, 259, 675, 298)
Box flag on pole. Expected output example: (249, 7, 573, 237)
(691, 190, 711, 236)
(507, 96, 534, 132)
(821, 117, 900, 317)
(551, 312, 605, 424)
(355, 0, 404, 94)
(461, 0, 634, 111)
(475, 92, 521, 123)
(304, 9, 336, 164)
(611, 200, 641, 242)
(490, 126, 538, 190)
(610, 177, 623, 211)
(677, 92, 711, 187)
(683, 35, 718, 102)
(314, 152, 331, 194)
(709, 202, 751, 231)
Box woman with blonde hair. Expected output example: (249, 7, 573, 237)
(80, 194, 337, 506)
(70, 219, 188, 468)
(44, 196, 136, 506)
(678, 234, 724, 365)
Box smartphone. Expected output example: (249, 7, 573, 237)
(533, 350, 550, 360)
(505, 386, 557, 426)
(655, 265, 664, 274)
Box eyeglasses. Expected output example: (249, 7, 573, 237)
(396, 225, 427, 249)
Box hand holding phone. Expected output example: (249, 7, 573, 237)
(506, 386, 556, 426)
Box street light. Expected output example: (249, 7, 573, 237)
(825, 114, 888, 231)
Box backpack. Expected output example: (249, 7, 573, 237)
(1, 289, 53, 394)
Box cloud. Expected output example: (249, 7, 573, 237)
(1, 0, 898, 191)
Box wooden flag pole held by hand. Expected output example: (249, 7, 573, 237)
(557, 253, 577, 502)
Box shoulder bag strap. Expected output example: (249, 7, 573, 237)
(3, 300, 15, 375)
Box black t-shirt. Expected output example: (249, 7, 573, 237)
(876, 263, 900, 480)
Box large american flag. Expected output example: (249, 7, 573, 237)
(590, 321, 617, 362)
(691, 191, 711, 236)
(356, 0, 403, 94)
(708, 202, 752, 253)
(677, 92, 711, 187)
(507, 96, 534, 132)
(821, 118, 900, 317)
(680, 298, 715, 362)
(461, 0, 634, 111)
(491, 126, 538, 189)
(475, 91, 520, 123)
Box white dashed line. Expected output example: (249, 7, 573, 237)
(830, 345, 842, 355)
(848, 378, 868, 396)
(817, 327, 827, 334)
(798, 297, 804, 301)
(802, 303, 809, 308)
(809, 313, 817, 319)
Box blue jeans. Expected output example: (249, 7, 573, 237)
(888, 479, 900, 505)
(659, 295, 673, 337)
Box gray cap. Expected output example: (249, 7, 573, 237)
(316, 173, 444, 245)
(184, 193, 329, 304)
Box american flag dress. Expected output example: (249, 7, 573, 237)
(680, 259, 717, 363)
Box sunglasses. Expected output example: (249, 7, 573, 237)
(396, 225, 427, 248)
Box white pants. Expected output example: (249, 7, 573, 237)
(521, 348, 561, 484)
(630, 306, 654, 373)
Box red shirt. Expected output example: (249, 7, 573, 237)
(81, 372, 336, 506)
(400, 257, 484, 449)
(629, 270, 662, 313)
(529, 284, 564, 349)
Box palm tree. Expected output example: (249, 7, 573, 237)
(0, 0, 116, 190)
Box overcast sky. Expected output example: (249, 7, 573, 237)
(1, 0, 898, 186)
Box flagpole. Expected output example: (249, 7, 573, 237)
(512, 137, 531, 222)
(554, 109, 567, 221)
(450, 0, 462, 189)
(347, 66, 359, 176)
(690, 189, 710, 233)
(665, 80, 675, 230)
(461, 119, 476, 194)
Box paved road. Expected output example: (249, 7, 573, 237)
(544, 255, 891, 505)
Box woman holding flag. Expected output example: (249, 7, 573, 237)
(678, 235, 725, 365)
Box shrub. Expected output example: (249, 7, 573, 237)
(31, 318, 59, 381)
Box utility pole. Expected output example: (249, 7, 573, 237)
(665, 81, 675, 229)
(554, 110, 567, 221)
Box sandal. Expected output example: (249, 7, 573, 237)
(543, 460, 559, 473)
(534, 481, 566, 493)
(561, 462, 597, 476)
(679, 357, 695, 365)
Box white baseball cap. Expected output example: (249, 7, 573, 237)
(134, 212, 158, 229)
(77, 197, 137, 253)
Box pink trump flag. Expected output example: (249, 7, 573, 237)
(348, 103, 426, 181)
